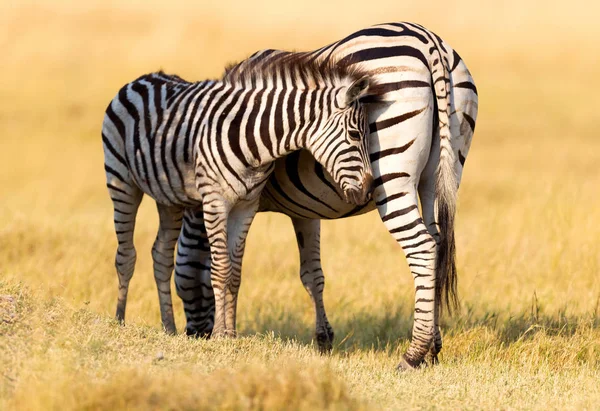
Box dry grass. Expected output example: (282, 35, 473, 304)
(1, 1, 600, 409)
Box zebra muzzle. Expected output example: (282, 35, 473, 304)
(343, 174, 373, 205)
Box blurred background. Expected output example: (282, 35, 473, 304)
(1, 0, 599, 335)
(2, 2, 600, 408)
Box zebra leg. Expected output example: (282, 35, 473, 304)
(291, 217, 334, 353)
(109, 183, 143, 325)
(222, 200, 260, 336)
(375, 185, 437, 370)
(152, 204, 183, 334)
(175, 207, 215, 338)
(202, 196, 235, 338)
(418, 176, 443, 364)
(407, 54, 478, 362)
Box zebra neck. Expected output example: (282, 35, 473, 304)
(243, 86, 333, 167)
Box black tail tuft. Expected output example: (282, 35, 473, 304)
(435, 193, 459, 315)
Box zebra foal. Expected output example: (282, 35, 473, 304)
(102, 55, 375, 337)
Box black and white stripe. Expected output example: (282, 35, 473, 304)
(175, 22, 478, 369)
(102, 55, 375, 337)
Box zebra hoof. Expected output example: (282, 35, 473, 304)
(163, 323, 177, 336)
(115, 308, 126, 325)
(316, 328, 335, 354)
(185, 324, 213, 339)
(428, 344, 441, 366)
(211, 329, 237, 339)
(396, 355, 425, 372)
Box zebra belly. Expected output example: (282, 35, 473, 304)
(259, 150, 376, 220)
(126, 143, 203, 207)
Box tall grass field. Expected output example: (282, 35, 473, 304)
(1, 1, 599, 409)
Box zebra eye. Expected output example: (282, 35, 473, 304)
(348, 130, 361, 141)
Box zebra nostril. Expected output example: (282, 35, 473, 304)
(364, 174, 374, 195)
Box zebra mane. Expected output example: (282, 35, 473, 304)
(222, 51, 369, 90)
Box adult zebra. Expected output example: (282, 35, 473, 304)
(102, 55, 375, 338)
(175, 22, 478, 370)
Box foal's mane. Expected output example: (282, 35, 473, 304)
(223, 51, 368, 89)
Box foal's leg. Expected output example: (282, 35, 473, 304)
(108, 182, 143, 325)
(152, 204, 183, 334)
(201, 195, 236, 337)
(291, 217, 334, 353)
(222, 200, 260, 335)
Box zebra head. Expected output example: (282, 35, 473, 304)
(307, 76, 373, 206)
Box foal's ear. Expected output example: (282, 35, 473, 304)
(344, 76, 370, 107)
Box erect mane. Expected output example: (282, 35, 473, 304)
(222, 51, 368, 90)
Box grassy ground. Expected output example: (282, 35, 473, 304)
(1, 1, 600, 409)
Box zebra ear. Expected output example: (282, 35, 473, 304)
(344, 76, 370, 106)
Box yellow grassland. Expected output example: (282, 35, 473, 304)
(1, 1, 599, 409)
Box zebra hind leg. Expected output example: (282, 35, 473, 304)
(375, 185, 438, 371)
(175, 207, 214, 338)
(291, 217, 334, 353)
(152, 204, 183, 335)
(418, 177, 443, 364)
(110, 182, 143, 325)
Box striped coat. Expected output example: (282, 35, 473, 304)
(175, 22, 478, 370)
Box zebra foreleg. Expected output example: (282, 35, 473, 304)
(222, 200, 260, 336)
(152, 204, 183, 335)
(202, 196, 259, 338)
(291, 217, 334, 353)
(202, 197, 232, 338)
(109, 182, 143, 325)
(175, 207, 214, 338)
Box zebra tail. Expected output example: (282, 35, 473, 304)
(431, 45, 459, 315)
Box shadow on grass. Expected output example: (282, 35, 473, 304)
(242, 305, 414, 354)
(241, 299, 600, 354)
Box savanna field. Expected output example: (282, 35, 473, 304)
(1, 1, 600, 409)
